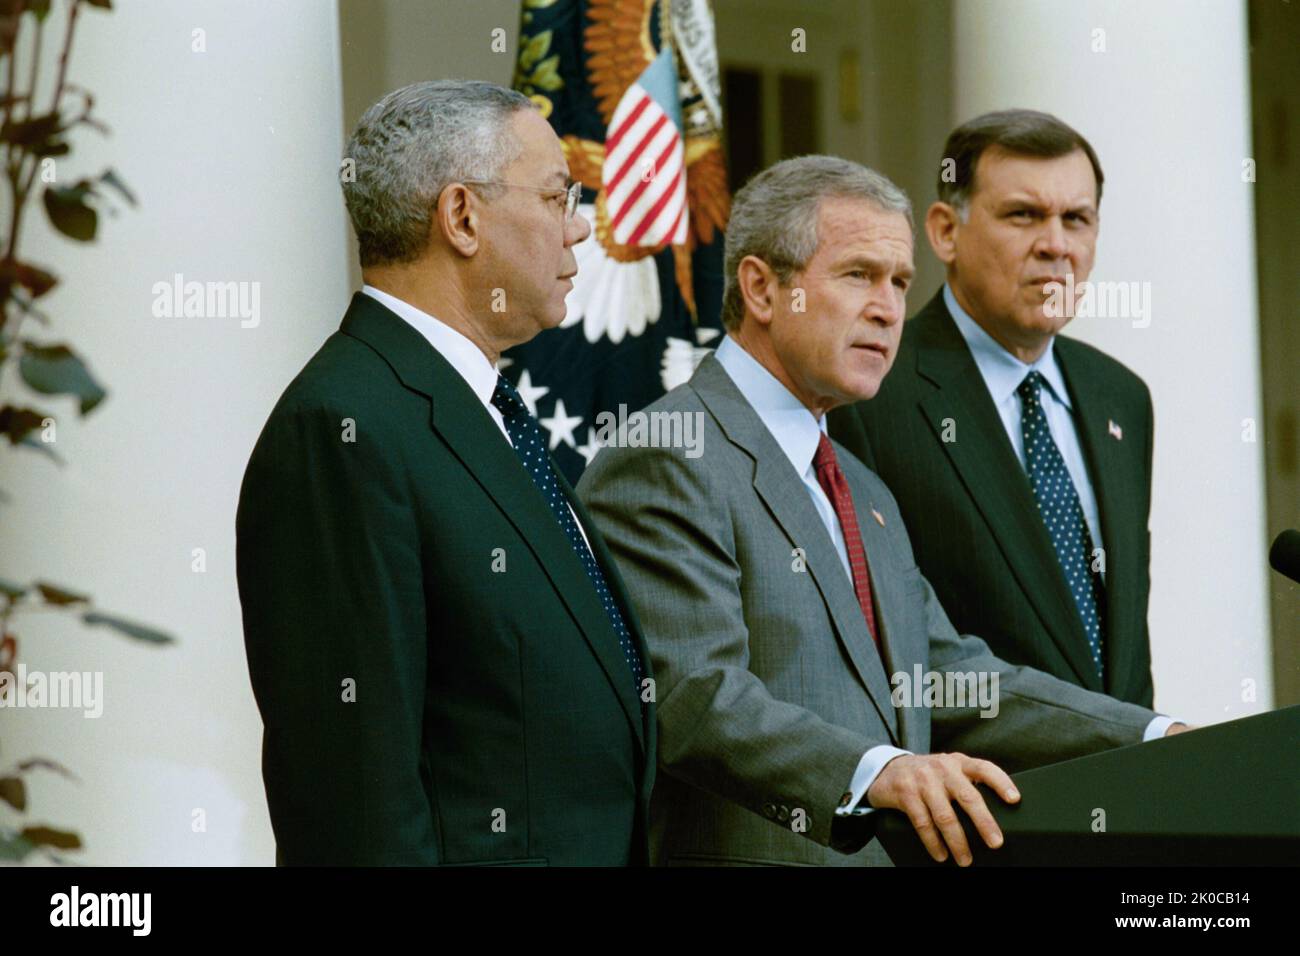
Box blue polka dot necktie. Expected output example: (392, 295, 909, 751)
(1017, 371, 1106, 680)
(490, 373, 645, 696)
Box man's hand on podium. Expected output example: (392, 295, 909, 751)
(866, 752, 1020, 867)
(1164, 722, 1196, 736)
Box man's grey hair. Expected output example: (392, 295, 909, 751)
(342, 79, 535, 268)
(721, 155, 913, 330)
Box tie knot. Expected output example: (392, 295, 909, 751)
(813, 431, 838, 473)
(1017, 371, 1044, 403)
(491, 374, 526, 419)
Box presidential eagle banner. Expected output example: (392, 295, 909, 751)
(504, 0, 730, 483)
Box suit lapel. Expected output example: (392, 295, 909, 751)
(339, 293, 647, 751)
(912, 294, 1103, 691)
(1055, 340, 1140, 692)
(848, 488, 922, 747)
(691, 357, 901, 744)
(559, 467, 656, 739)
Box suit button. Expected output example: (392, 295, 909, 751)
(838, 792, 854, 808)
(762, 802, 777, 819)
(777, 806, 791, 823)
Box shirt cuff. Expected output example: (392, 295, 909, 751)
(1144, 715, 1183, 741)
(834, 745, 912, 816)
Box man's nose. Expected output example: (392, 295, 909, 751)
(866, 284, 906, 325)
(1034, 217, 1070, 259)
(566, 209, 592, 246)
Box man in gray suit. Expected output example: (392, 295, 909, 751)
(577, 155, 1187, 867)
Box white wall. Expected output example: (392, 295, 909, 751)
(3, 0, 349, 864)
(952, 0, 1271, 723)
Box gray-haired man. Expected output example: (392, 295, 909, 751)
(577, 155, 1186, 867)
(237, 80, 655, 865)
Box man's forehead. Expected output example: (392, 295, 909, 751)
(510, 108, 568, 182)
(975, 146, 1097, 203)
(814, 197, 913, 257)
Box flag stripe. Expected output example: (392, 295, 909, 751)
(626, 165, 684, 245)
(611, 130, 681, 231)
(612, 137, 685, 241)
(606, 112, 669, 196)
(605, 95, 653, 152)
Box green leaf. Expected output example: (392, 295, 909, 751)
(33, 139, 70, 157)
(17, 432, 64, 464)
(82, 610, 176, 645)
(0, 258, 57, 298)
(99, 167, 137, 206)
(0, 404, 52, 445)
(35, 581, 90, 606)
(16, 758, 78, 781)
(0, 576, 27, 599)
(532, 55, 564, 92)
(20, 825, 82, 850)
(0, 830, 37, 862)
(519, 30, 550, 71)
(0, 776, 26, 811)
(19, 343, 107, 414)
(43, 184, 98, 241)
(0, 112, 62, 148)
(8, 288, 52, 326)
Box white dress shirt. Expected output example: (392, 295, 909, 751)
(713, 333, 1175, 821)
(361, 285, 593, 550)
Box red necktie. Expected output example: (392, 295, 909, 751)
(813, 432, 880, 648)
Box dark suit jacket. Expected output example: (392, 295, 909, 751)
(828, 288, 1156, 706)
(236, 291, 655, 865)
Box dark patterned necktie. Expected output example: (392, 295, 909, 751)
(812, 432, 881, 650)
(490, 373, 645, 695)
(1017, 371, 1105, 679)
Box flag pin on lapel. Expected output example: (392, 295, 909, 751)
(1108, 419, 1123, 441)
(871, 506, 886, 527)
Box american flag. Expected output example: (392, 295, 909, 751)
(505, 0, 729, 484)
(603, 49, 689, 248)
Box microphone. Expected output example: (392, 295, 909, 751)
(1269, 530, 1300, 585)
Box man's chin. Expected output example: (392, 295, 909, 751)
(1023, 293, 1076, 330)
(840, 376, 885, 406)
(523, 310, 568, 340)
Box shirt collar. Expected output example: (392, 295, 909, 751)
(943, 282, 1072, 409)
(714, 334, 826, 478)
(361, 284, 499, 406)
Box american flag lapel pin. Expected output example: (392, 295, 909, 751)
(871, 506, 886, 527)
(1108, 419, 1123, 441)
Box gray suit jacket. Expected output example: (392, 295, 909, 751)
(576, 354, 1159, 867)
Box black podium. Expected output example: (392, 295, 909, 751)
(877, 706, 1300, 866)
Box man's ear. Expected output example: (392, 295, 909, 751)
(436, 184, 480, 258)
(925, 201, 960, 267)
(737, 255, 779, 327)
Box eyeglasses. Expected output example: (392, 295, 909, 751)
(461, 178, 583, 221)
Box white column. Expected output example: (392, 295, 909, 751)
(7, 0, 349, 863)
(951, 0, 1269, 722)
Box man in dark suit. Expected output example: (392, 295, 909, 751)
(236, 80, 653, 865)
(830, 109, 1156, 706)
